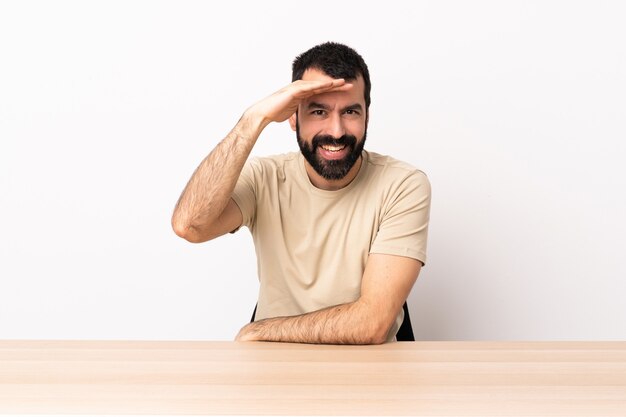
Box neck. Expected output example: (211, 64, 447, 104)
(304, 156, 363, 191)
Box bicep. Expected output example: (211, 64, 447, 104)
(359, 253, 422, 328)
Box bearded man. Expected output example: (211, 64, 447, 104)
(172, 42, 431, 344)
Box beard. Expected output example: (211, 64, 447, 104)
(296, 120, 367, 181)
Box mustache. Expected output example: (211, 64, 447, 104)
(311, 134, 357, 149)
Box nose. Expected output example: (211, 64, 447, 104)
(326, 113, 346, 138)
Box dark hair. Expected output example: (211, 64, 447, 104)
(292, 42, 371, 109)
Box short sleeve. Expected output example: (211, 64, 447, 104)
(369, 170, 431, 265)
(230, 158, 260, 231)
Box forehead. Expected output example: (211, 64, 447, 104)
(301, 68, 366, 106)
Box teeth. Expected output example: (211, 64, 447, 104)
(321, 145, 346, 152)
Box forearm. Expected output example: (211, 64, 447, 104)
(172, 111, 267, 239)
(237, 300, 389, 345)
(172, 78, 350, 240)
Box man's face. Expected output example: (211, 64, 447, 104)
(290, 69, 368, 181)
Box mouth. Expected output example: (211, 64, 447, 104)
(321, 144, 346, 152)
(318, 144, 350, 160)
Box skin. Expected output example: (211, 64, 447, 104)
(172, 69, 422, 344)
(289, 69, 366, 190)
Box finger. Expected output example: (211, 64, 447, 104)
(306, 82, 353, 97)
(318, 82, 353, 93)
(293, 80, 352, 98)
(295, 78, 344, 91)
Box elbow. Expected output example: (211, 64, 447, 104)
(358, 328, 388, 345)
(369, 323, 391, 345)
(171, 218, 203, 243)
(360, 314, 393, 345)
(171, 214, 218, 244)
(354, 301, 395, 345)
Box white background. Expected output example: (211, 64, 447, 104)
(1, 1, 624, 341)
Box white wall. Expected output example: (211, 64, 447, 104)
(1, 1, 624, 341)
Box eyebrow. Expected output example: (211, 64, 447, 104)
(307, 102, 364, 112)
(343, 103, 364, 112)
(307, 102, 331, 110)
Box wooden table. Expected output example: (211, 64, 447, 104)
(1, 340, 625, 415)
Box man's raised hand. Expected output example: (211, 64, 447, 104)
(246, 78, 352, 127)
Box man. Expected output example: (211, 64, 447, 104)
(172, 42, 431, 344)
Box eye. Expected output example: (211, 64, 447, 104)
(344, 109, 361, 116)
(311, 110, 326, 116)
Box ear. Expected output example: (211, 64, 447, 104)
(288, 112, 297, 132)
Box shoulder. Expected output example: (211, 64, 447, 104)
(364, 151, 430, 190)
(245, 152, 300, 179)
(250, 151, 300, 166)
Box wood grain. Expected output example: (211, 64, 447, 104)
(1, 340, 625, 415)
